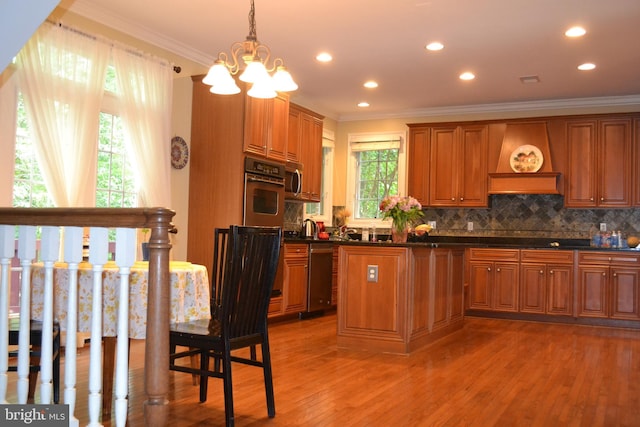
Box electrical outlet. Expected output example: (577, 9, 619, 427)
(367, 265, 378, 282)
(467, 222, 474, 231)
(428, 221, 436, 229)
(600, 223, 607, 232)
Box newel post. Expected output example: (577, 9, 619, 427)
(143, 208, 175, 427)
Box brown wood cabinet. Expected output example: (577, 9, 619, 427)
(519, 250, 573, 316)
(282, 243, 308, 314)
(407, 126, 430, 206)
(467, 248, 519, 312)
(635, 118, 640, 206)
(243, 94, 289, 162)
(337, 245, 464, 354)
(565, 118, 633, 208)
(289, 103, 323, 202)
(577, 251, 640, 320)
(286, 106, 301, 164)
(429, 125, 488, 207)
(187, 77, 247, 274)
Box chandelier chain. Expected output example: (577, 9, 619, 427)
(247, 0, 257, 42)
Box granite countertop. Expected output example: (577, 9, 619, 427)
(283, 234, 640, 252)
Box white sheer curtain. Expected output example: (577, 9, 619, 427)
(112, 48, 173, 207)
(15, 23, 110, 207)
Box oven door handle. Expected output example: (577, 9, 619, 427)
(246, 174, 285, 187)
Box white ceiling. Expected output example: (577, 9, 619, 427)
(64, 0, 640, 121)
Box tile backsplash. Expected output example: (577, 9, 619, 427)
(286, 195, 640, 239)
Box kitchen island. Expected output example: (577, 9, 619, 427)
(336, 243, 464, 354)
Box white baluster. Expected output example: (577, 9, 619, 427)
(64, 227, 83, 427)
(39, 226, 60, 404)
(114, 228, 135, 427)
(17, 226, 36, 404)
(88, 227, 108, 427)
(0, 225, 14, 403)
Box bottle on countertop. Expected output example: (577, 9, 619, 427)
(371, 224, 377, 242)
(590, 226, 600, 247)
(361, 227, 369, 241)
(611, 231, 619, 248)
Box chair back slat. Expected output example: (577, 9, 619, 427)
(219, 226, 281, 340)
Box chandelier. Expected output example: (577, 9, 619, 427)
(202, 0, 298, 99)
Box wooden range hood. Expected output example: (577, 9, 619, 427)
(488, 122, 561, 195)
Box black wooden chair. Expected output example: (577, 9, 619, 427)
(8, 318, 61, 403)
(169, 225, 281, 427)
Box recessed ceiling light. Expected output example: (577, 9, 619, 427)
(357, 102, 370, 108)
(520, 75, 540, 84)
(565, 26, 587, 37)
(459, 72, 475, 81)
(426, 42, 444, 51)
(363, 81, 378, 89)
(578, 62, 596, 71)
(316, 52, 333, 62)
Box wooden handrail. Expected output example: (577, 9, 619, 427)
(0, 207, 175, 426)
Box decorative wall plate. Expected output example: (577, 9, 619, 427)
(510, 144, 543, 173)
(171, 136, 189, 169)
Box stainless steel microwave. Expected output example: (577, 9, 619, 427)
(285, 162, 303, 199)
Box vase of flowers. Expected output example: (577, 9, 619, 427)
(379, 195, 424, 243)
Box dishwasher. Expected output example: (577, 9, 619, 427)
(300, 244, 334, 319)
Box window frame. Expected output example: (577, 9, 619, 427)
(304, 129, 335, 224)
(346, 131, 407, 229)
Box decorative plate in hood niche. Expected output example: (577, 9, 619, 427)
(509, 144, 543, 173)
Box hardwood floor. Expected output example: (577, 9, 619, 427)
(8, 314, 640, 426)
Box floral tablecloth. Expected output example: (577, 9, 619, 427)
(30, 261, 211, 339)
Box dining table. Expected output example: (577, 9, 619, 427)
(29, 260, 211, 414)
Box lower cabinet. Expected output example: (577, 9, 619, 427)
(468, 248, 520, 312)
(519, 250, 573, 316)
(577, 251, 640, 320)
(282, 243, 309, 314)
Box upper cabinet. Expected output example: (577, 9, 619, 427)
(565, 118, 632, 208)
(243, 94, 290, 162)
(407, 126, 430, 206)
(289, 103, 324, 202)
(429, 124, 488, 207)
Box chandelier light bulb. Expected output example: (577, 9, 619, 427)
(203, 61, 234, 86)
(240, 60, 269, 83)
(247, 75, 277, 98)
(272, 66, 298, 92)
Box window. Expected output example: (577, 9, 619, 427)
(346, 131, 406, 228)
(13, 94, 54, 207)
(305, 130, 335, 224)
(96, 112, 137, 208)
(12, 66, 138, 209)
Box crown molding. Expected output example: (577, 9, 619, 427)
(337, 95, 640, 122)
(68, 0, 213, 66)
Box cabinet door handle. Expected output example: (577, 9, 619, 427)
(451, 197, 455, 201)
(539, 270, 544, 274)
(590, 197, 594, 201)
(602, 272, 606, 276)
(601, 197, 604, 201)
(549, 270, 554, 274)
(487, 267, 491, 272)
(613, 273, 617, 277)
(496, 268, 501, 272)
(460, 197, 464, 201)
